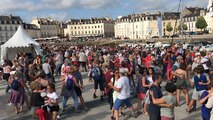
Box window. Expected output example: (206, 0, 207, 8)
(0, 27, 1, 31)
(5, 33, 8, 37)
(15, 26, 18, 30)
(75, 27, 76, 29)
(5, 26, 7, 31)
(10, 26, 13, 31)
(85, 26, 87, 29)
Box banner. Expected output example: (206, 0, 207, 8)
(157, 16, 163, 38)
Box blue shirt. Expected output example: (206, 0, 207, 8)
(200, 91, 211, 120)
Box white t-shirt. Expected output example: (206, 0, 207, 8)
(42, 63, 50, 74)
(116, 76, 130, 100)
(201, 57, 209, 70)
(147, 76, 154, 84)
(47, 92, 58, 106)
(111, 78, 119, 103)
(79, 52, 87, 62)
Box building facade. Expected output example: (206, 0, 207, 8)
(205, 0, 213, 33)
(64, 17, 114, 39)
(31, 18, 58, 38)
(0, 15, 23, 42)
(115, 12, 179, 40)
(23, 23, 41, 38)
(181, 7, 206, 32)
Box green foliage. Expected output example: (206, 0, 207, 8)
(196, 16, 208, 30)
(166, 22, 173, 32)
(178, 22, 188, 31)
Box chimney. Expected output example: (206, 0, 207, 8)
(9, 14, 12, 19)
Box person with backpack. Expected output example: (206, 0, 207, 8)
(61, 66, 80, 113)
(8, 71, 27, 114)
(73, 65, 88, 111)
(92, 61, 104, 101)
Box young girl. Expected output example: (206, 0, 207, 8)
(47, 83, 59, 120)
(9, 69, 30, 114)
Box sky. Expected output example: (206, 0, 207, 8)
(0, 0, 209, 23)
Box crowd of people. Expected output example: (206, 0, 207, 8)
(0, 42, 213, 120)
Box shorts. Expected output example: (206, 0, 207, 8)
(3, 73, 10, 81)
(48, 105, 59, 112)
(138, 93, 146, 100)
(176, 80, 188, 90)
(79, 61, 86, 67)
(114, 98, 132, 111)
(192, 89, 205, 100)
(94, 80, 104, 91)
(74, 86, 82, 97)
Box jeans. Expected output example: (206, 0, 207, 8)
(62, 89, 78, 110)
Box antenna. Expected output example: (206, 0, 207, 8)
(171, 0, 182, 44)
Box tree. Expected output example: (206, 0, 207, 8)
(178, 22, 188, 31)
(196, 16, 208, 31)
(166, 22, 173, 32)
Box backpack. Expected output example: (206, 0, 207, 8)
(92, 67, 102, 81)
(66, 76, 74, 90)
(11, 79, 20, 91)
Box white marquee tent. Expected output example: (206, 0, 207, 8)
(1, 25, 41, 61)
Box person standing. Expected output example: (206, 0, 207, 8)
(73, 65, 88, 111)
(108, 68, 136, 120)
(150, 82, 177, 120)
(148, 74, 163, 120)
(61, 67, 80, 113)
(91, 61, 104, 101)
(42, 59, 52, 81)
(46, 83, 59, 120)
(78, 50, 87, 72)
(3, 60, 12, 93)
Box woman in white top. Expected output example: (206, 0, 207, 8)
(46, 83, 59, 120)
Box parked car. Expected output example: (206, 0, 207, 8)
(151, 36, 160, 39)
(170, 34, 179, 38)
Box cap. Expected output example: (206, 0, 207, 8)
(176, 55, 183, 60)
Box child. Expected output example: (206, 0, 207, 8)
(46, 83, 59, 120)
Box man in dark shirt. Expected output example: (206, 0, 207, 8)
(148, 74, 163, 120)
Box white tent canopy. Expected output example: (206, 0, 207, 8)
(1, 25, 41, 61)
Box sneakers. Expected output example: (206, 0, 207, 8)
(75, 109, 81, 113)
(84, 106, 88, 111)
(7, 102, 12, 106)
(93, 93, 97, 98)
(57, 115, 60, 119)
